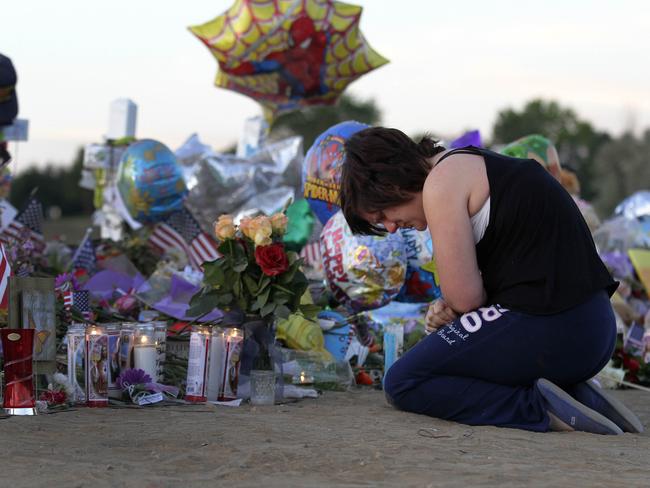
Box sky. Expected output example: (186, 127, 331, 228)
(2, 0, 650, 171)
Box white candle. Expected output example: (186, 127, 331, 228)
(206, 329, 226, 402)
(185, 326, 211, 402)
(134, 335, 157, 381)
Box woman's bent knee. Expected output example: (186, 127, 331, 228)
(383, 360, 409, 406)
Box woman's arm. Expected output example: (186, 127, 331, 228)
(422, 155, 486, 313)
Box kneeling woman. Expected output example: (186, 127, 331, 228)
(339, 127, 642, 435)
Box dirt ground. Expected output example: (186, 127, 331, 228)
(1, 388, 649, 488)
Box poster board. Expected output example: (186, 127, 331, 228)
(8, 277, 57, 374)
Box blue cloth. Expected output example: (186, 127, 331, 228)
(383, 291, 616, 432)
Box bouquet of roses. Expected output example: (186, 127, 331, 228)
(188, 212, 313, 323)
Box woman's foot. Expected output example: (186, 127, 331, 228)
(572, 379, 644, 433)
(536, 378, 623, 435)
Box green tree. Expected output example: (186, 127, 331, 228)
(492, 99, 610, 201)
(271, 94, 381, 150)
(592, 129, 650, 216)
(10, 147, 93, 216)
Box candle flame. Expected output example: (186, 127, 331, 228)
(140, 335, 148, 344)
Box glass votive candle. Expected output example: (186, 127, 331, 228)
(133, 324, 157, 382)
(250, 370, 276, 406)
(292, 370, 314, 386)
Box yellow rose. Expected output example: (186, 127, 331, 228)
(239, 217, 254, 240)
(270, 213, 289, 235)
(213, 214, 236, 241)
(250, 216, 273, 246)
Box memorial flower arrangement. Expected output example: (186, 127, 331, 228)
(188, 213, 312, 324)
(39, 373, 74, 408)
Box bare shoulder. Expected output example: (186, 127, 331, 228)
(423, 151, 485, 201)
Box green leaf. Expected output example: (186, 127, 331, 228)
(261, 302, 276, 317)
(275, 305, 291, 319)
(186, 290, 220, 317)
(216, 293, 234, 306)
(203, 261, 226, 285)
(257, 276, 271, 295)
(287, 251, 300, 265)
(232, 274, 243, 298)
(255, 287, 271, 310)
(232, 257, 248, 273)
(242, 274, 258, 295)
(217, 239, 235, 257)
(271, 283, 294, 295)
(298, 304, 321, 321)
(274, 296, 290, 305)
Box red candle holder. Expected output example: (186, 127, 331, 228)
(1, 328, 36, 415)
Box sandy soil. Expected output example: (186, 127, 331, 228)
(1, 389, 649, 488)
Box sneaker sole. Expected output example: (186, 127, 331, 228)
(536, 378, 623, 435)
(577, 380, 644, 433)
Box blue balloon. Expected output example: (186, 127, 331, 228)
(302, 120, 369, 224)
(117, 139, 187, 223)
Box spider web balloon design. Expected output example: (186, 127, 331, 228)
(189, 0, 388, 120)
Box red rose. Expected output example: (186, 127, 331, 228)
(39, 390, 67, 405)
(623, 355, 640, 373)
(255, 243, 289, 276)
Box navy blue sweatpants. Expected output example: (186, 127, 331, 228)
(383, 291, 617, 432)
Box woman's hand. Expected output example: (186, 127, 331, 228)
(425, 298, 458, 334)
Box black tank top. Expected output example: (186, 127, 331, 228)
(436, 146, 617, 314)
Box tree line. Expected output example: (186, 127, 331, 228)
(9, 96, 650, 219)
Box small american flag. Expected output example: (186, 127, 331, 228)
(300, 242, 322, 270)
(148, 208, 220, 269)
(0, 242, 12, 310)
(72, 232, 96, 273)
(62, 289, 73, 311)
(1, 196, 45, 252)
(72, 290, 92, 320)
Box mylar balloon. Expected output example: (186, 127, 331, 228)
(320, 211, 406, 312)
(500, 134, 561, 181)
(303, 120, 368, 224)
(116, 139, 187, 224)
(189, 0, 389, 121)
(395, 228, 441, 303)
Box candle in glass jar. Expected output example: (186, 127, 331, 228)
(153, 321, 167, 383)
(206, 328, 226, 402)
(67, 323, 87, 404)
(133, 334, 157, 382)
(292, 370, 314, 386)
(85, 325, 108, 408)
(105, 323, 122, 399)
(218, 328, 243, 401)
(185, 326, 211, 403)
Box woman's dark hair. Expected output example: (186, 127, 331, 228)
(339, 127, 445, 235)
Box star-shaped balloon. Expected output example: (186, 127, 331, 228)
(189, 0, 389, 121)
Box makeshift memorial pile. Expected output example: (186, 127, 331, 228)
(584, 191, 650, 388)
